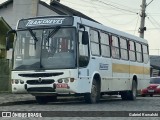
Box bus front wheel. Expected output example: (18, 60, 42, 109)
(84, 79, 100, 104)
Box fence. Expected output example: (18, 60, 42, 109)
(0, 59, 11, 92)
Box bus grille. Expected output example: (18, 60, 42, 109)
(27, 87, 55, 92)
(27, 79, 55, 85)
(19, 72, 63, 77)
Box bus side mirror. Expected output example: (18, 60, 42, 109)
(6, 36, 10, 51)
(82, 31, 89, 45)
(6, 30, 16, 50)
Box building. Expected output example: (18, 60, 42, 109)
(150, 55, 160, 77)
(0, 16, 12, 92)
(0, 16, 11, 59)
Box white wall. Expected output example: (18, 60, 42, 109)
(0, 4, 14, 28)
(13, 0, 39, 29)
(37, 3, 59, 17)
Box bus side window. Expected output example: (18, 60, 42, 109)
(143, 44, 149, 64)
(79, 31, 89, 67)
(100, 32, 110, 57)
(136, 42, 143, 63)
(120, 38, 128, 60)
(111, 35, 120, 59)
(90, 29, 100, 56)
(129, 41, 136, 61)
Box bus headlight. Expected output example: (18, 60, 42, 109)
(64, 78, 69, 83)
(70, 78, 75, 82)
(20, 80, 24, 84)
(58, 79, 63, 83)
(12, 79, 24, 84)
(58, 78, 69, 83)
(14, 79, 20, 84)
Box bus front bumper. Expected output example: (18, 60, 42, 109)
(12, 83, 75, 96)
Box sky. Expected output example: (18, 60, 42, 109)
(0, 0, 160, 55)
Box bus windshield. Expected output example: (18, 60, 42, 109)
(13, 27, 76, 70)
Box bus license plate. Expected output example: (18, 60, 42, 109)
(148, 90, 154, 92)
(56, 83, 68, 88)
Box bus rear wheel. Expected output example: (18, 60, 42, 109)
(84, 79, 100, 104)
(121, 80, 137, 100)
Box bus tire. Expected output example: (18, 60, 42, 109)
(121, 80, 137, 100)
(35, 96, 48, 104)
(121, 92, 128, 100)
(84, 79, 100, 104)
(128, 80, 137, 100)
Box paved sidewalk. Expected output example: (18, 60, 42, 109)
(0, 93, 35, 105)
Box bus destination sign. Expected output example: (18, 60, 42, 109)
(26, 18, 65, 27)
(18, 16, 73, 29)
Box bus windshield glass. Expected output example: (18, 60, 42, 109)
(13, 27, 76, 70)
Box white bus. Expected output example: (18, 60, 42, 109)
(6, 16, 150, 104)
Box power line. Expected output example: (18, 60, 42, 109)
(96, 0, 138, 14)
(98, 0, 140, 11)
(63, 0, 131, 15)
(101, 15, 139, 26)
(80, 0, 138, 14)
(126, 28, 160, 32)
(146, 16, 160, 32)
(147, 13, 160, 15)
(63, 0, 139, 22)
(60, 0, 97, 8)
(147, 17, 157, 28)
(92, 13, 137, 18)
(148, 15, 160, 28)
(63, 0, 139, 16)
(88, 1, 139, 26)
(64, 0, 112, 9)
(147, 0, 154, 6)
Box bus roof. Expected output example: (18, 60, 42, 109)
(76, 16, 148, 44)
(17, 15, 148, 44)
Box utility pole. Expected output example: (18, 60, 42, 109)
(139, 0, 147, 38)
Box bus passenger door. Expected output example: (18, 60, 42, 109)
(78, 29, 90, 93)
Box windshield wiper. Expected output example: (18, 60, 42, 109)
(28, 29, 38, 42)
(28, 29, 39, 49)
(46, 26, 61, 40)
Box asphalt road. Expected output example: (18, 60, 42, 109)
(0, 94, 160, 120)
